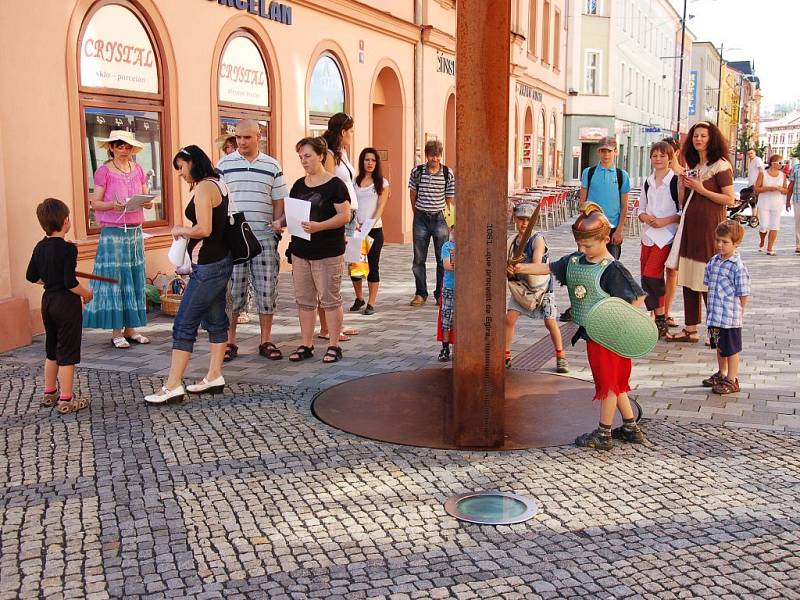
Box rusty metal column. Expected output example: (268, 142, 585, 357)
(450, 0, 511, 448)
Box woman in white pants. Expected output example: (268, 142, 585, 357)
(755, 154, 789, 256)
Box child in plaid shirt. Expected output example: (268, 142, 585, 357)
(702, 220, 750, 395)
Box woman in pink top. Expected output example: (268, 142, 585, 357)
(82, 130, 153, 348)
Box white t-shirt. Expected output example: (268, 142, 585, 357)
(748, 156, 764, 186)
(355, 178, 389, 228)
(639, 170, 679, 247)
(330, 150, 358, 210)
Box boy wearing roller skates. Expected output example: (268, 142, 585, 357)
(516, 204, 649, 450)
(26, 198, 93, 413)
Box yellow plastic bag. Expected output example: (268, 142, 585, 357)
(444, 204, 455, 227)
(348, 237, 373, 279)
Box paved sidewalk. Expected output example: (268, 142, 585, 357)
(2, 216, 800, 599)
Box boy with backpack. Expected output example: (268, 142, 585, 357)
(408, 139, 456, 307)
(639, 141, 681, 337)
(579, 136, 631, 259)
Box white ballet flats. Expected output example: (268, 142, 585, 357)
(186, 376, 225, 395)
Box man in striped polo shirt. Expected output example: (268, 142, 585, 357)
(217, 119, 287, 361)
(408, 139, 456, 306)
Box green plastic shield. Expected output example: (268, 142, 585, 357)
(585, 297, 658, 358)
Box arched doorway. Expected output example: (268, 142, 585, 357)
(522, 107, 533, 188)
(371, 66, 404, 242)
(444, 93, 456, 167)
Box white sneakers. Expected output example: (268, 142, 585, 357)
(186, 376, 225, 395)
(144, 385, 185, 405)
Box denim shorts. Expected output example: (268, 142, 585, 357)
(172, 254, 233, 352)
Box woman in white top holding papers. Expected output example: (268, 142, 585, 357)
(638, 141, 681, 338)
(351, 148, 390, 315)
(83, 130, 153, 349)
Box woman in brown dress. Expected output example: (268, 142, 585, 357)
(666, 122, 735, 342)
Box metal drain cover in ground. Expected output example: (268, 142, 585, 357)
(444, 491, 538, 525)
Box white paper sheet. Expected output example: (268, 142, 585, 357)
(353, 219, 376, 240)
(344, 236, 363, 262)
(644, 225, 675, 249)
(285, 197, 312, 240)
(125, 194, 157, 211)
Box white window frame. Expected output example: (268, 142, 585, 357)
(584, 49, 601, 95)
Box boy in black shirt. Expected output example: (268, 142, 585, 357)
(26, 198, 93, 413)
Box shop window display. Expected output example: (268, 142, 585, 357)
(308, 53, 346, 134)
(78, 1, 169, 234)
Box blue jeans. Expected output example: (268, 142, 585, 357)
(172, 254, 233, 352)
(412, 210, 449, 299)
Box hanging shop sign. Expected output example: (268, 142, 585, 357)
(516, 83, 543, 103)
(208, 0, 292, 25)
(436, 52, 456, 76)
(219, 37, 269, 107)
(688, 71, 698, 116)
(579, 127, 608, 141)
(80, 4, 158, 94)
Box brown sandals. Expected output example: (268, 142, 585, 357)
(712, 377, 740, 395)
(665, 328, 699, 343)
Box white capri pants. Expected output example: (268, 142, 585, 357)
(759, 207, 782, 232)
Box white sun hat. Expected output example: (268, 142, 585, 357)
(97, 130, 145, 153)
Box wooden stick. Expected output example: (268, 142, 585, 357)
(76, 271, 119, 284)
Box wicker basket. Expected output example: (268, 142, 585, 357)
(161, 277, 186, 317)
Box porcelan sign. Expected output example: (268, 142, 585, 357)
(80, 4, 158, 94)
(218, 37, 269, 107)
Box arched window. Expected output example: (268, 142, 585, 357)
(79, 2, 168, 233)
(536, 110, 546, 177)
(217, 31, 271, 155)
(548, 114, 557, 178)
(308, 53, 346, 136)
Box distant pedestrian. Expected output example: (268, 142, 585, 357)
(218, 135, 237, 156)
(437, 225, 456, 361)
(702, 220, 750, 395)
(579, 136, 631, 259)
(665, 121, 735, 343)
(408, 139, 456, 306)
(746, 148, 764, 218)
(352, 147, 390, 315)
(755, 154, 789, 256)
(26, 198, 93, 413)
(785, 160, 800, 254)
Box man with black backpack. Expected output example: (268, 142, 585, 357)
(407, 139, 456, 306)
(579, 136, 631, 260)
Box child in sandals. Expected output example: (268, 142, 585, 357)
(26, 198, 94, 414)
(702, 220, 750, 394)
(437, 225, 455, 361)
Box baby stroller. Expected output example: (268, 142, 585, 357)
(728, 186, 759, 228)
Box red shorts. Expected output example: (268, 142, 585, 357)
(586, 339, 631, 401)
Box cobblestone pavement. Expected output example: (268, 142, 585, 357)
(2, 213, 800, 599)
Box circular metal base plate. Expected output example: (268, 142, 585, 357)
(312, 368, 639, 450)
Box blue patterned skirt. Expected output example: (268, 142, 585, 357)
(82, 226, 147, 330)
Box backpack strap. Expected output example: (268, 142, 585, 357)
(586, 165, 597, 193)
(670, 175, 680, 212)
(615, 168, 623, 194)
(442, 165, 451, 185)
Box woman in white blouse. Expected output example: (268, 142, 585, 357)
(351, 147, 390, 314)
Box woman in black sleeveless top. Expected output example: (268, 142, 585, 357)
(145, 145, 234, 405)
